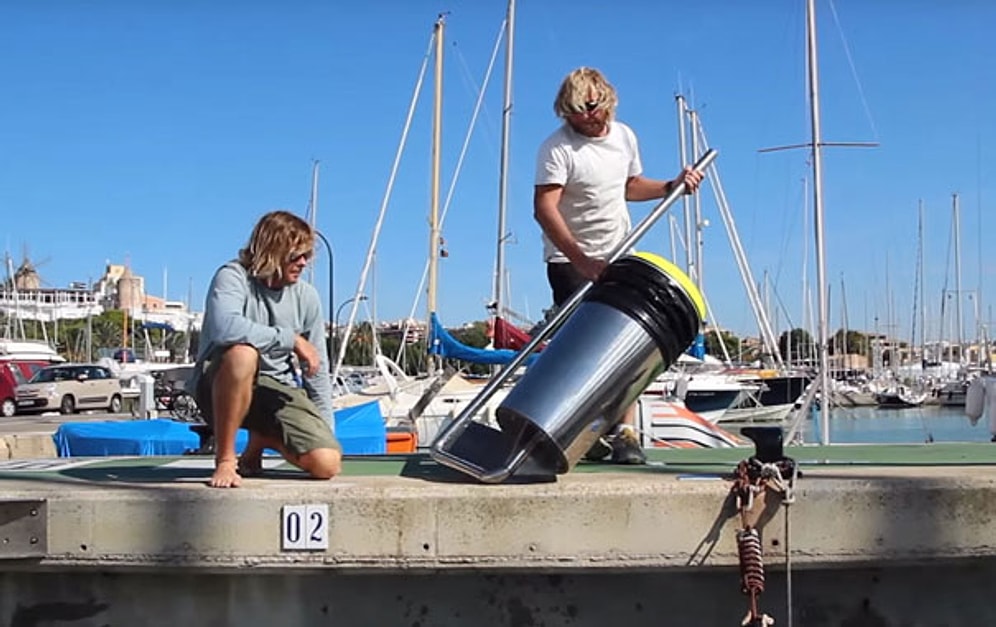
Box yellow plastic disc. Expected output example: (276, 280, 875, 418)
(632, 251, 706, 320)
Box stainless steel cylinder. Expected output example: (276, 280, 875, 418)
(495, 253, 704, 473)
(495, 302, 663, 472)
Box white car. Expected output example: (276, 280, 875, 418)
(16, 363, 123, 415)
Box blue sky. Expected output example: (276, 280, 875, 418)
(1, 1, 993, 343)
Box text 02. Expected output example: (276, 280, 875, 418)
(281, 504, 329, 551)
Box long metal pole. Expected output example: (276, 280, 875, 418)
(807, 0, 831, 445)
(314, 229, 334, 376)
(307, 160, 320, 285)
(493, 0, 514, 320)
(675, 95, 694, 281)
(690, 109, 704, 293)
(426, 15, 444, 374)
(916, 200, 925, 359)
(431, 149, 718, 466)
(953, 193, 964, 362)
(86, 278, 93, 363)
(427, 16, 443, 320)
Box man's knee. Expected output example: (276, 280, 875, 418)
(299, 448, 342, 479)
(217, 344, 259, 382)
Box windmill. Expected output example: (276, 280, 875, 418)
(1, 246, 53, 341)
(12, 246, 52, 291)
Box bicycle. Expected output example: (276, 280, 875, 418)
(153, 375, 202, 422)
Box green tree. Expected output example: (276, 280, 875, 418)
(778, 328, 815, 363)
(91, 315, 125, 355)
(378, 334, 428, 376)
(451, 322, 489, 348)
(704, 330, 741, 361)
(342, 322, 374, 366)
(830, 329, 869, 356)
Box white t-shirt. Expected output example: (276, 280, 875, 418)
(534, 121, 642, 263)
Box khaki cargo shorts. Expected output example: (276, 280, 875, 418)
(195, 358, 341, 456)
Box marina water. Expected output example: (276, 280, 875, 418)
(800, 405, 993, 445)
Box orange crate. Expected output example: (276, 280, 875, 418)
(386, 428, 417, 453)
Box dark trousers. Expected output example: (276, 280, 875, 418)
(546, 262, 586, 308)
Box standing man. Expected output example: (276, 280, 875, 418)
(533, 67, 703, 464)
(194, 210, 342, 488)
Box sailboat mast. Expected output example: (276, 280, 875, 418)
(492, 0, 514, 320)
(915, 200, 925, 360)
(307, 160, 320, 284)
(806, 0, 831, 445)
(953, 193, 964, 362)
(427, 15, 444, 370)
(689, 108, 705, 293)
(841, 274, 850, 362)
(675, 95, 694, 282)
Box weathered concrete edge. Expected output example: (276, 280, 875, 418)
(0, 433, 56, 460)
(2, 468, 996, 572)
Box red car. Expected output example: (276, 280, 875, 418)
(0, 360, 50, 417)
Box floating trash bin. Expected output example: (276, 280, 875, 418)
(493, 252, 706, 474)
(432, 147, 717, 483)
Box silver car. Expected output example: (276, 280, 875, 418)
(16, 364, 123, 415)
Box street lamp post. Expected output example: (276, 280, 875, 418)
(333, 295, 368, 383)
(313, 229, 333, 370)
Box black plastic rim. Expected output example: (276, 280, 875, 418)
(586, 255, 701, 363)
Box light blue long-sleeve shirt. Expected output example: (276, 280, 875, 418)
(195, 261, 333, 426)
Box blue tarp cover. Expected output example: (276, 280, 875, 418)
(331, 400, 386, 455)
(687, 332, 706, 359)
(53, 419, 236, 457)
(53, 400, 386, 457)
(428, 312, 533, 365)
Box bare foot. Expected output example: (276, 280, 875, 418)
(209, 459, 242, 488)
(237, 433, 266, 477)
(238, 450, 263, 477)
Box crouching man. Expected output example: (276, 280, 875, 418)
(193, 210, 341, 488)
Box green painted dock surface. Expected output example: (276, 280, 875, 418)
(1, 441, 992, 485)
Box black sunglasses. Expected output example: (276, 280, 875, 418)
(287, 249, 314, 263)
(573, 100, 601, 114)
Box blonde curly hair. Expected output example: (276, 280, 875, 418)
(553, 67, 618, 119)
(238, 210, 315, 282)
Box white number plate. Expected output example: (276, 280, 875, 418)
(281, 504, 329, 551)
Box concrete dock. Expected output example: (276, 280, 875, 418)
(1, 438, 996, 626)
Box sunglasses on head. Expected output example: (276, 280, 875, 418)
(573, 100, 601, 114)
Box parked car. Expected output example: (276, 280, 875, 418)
(0, 360, 50, 417)
(15, 363, 124, 415)
(112, 348, 137, 363)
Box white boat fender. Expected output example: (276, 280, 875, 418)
(965, 377, 985, 423)
(987, 377, 996, 436)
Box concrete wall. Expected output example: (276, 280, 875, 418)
(0, 433, 56, 460)
(2, 561, 994, 626)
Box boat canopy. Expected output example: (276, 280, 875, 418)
(428, 313, 533, 366)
